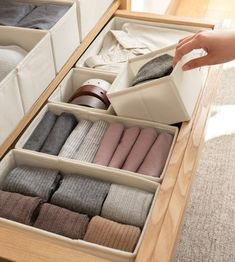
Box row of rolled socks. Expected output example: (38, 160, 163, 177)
(23, 111, 173, 178)
(0, 165, 154, 252)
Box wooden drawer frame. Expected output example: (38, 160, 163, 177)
(0, 1, 223, 261)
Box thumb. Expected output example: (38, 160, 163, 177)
(182, 55, 210, 71)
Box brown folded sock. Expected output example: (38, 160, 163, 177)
(138, 132, 173, 177)
(84, 216, 141, 252)
(0, 190, 41, 225)
(34, 203, 89, 239)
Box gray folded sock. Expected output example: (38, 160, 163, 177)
(2, 166, 61, 201)
(101, 184, 153, 228)
(59, 119, 93, 159)
(23, 111, 58, 151)
(40, 112, 77, 156)
(16, 4, 71, 30)
(73, 120, 109, 162)
(131, 54, 173, 86)
(51, 173, 111, 217)
(0, 0, 36, 26)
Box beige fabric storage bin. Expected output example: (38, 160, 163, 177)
(15, 103, 178, 183)
(0, 26, 55, 113)
(48, 67, 116, 114)
(0, 149, 159, 262)
(107, 45, 206, 124)
(0, 70, 24, 146)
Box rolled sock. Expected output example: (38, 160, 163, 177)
(0, 190, 41, 225)
(16, 4, 70, 30)
(138, 132, 174, 177)
(51, 174, 110, 217)
(2, 166, 61, 201)
(40, 112, 77, 156)
(122, 127, 158, 172)
(58, 119, 93, 159)
(34, 203, 89, 239)
(108, 126, 140, 168)
(101, 184, 153, 228)
(73, 120, 108, 162)
(23, 111, 58, 151)
(0, 1, 36, 26)
(92, 123, 124, 166)
(84, 216, 141, 252)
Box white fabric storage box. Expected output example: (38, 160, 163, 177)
(0, 70, 24, 146)
(0, 26, 56, 113)
(0, 149, 159, 262)
(49, 67, 116, 114)
(15, 103, 178, 183)
(107, 45, 206, 124)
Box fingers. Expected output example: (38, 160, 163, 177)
(182, 55, 210, 70)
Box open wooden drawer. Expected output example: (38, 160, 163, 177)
(0, 0, 223, 261)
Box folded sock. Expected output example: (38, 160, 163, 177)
(16, 4, 70, 30)
(73, 120, 108, 162)
(84, 216, 141, 252)
(138, 132, 174, 177)
(51, 173, 110, 217)
(34, 203, 89, 239)
(0, 190, 41, 225)
(40, 112, 77, 156)
(92, 123, 124, 166)
(58, 119, 93, 159)
(108, 126, 140, 168)
(101, 184, 153, 228)
(23, 111, 58, 151)
(2, 166, 61, 201)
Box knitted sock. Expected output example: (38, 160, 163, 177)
(138, 132, 174, 177)
(108, 126, 140, 168)
(92, 123, 124, 166)
(58, 119, 93, 159)
(73, 120, 108, 162)
(0, 190, 41, 225)
(51, 173, 110, 217)
(23, 111, 58, 151)
(122, 127, 158, 172)
(40, 112, 77, 156)
(84, 216, 141, 252)
(2, 166, 61, 201)
(34, 203, 89, 239)
(101, 184, 153, 228)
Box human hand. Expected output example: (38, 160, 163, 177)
(172, 30, 235, 70)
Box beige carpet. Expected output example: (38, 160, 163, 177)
(174, 62, 235, 262)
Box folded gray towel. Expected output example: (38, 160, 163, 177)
(23, 111, 58, 151)
(131, 54, 173, 86)
(16, 4, 71, 30)
(51, 173, 111, 217)
(2, 166, 61, 201)
(101, 184, 153, 228)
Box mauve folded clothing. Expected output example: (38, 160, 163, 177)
(34, 203, 89, 239)
(138, 132, 174, 177)
(23, 111, 58, 151)
(0, 45, 27, 82)
(93, 123, 124, 166)
(131, 54, 173, 86)
(16, 4, 70, 30)
(84, 216, 141, 252)
(59, 119, 93, 159)
(0, 190, 41, 225)
(108, 126, 140, 168)
(122, 127, 158, 172)
(2, 166, 61, 201)
(101, 184, 153, 228)
(0, 1, 35, 26)
(40, 112, 77, 156)
(73, 120, 108, 162)
(51, 174, 110, 217)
